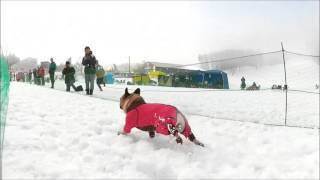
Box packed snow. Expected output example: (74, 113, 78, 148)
(44, 66, 320, 129)
(3, 82, 319, 179)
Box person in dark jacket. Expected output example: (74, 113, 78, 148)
(49, 58, 57, 88)
(28, 70, 32, 83)
(82, 46, 97, 95)
(241, 76, 246, 90)
(32, 68, 37, 84)
(62, 61, 76, 92)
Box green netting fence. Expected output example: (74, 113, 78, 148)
(0, 55, 10, 154)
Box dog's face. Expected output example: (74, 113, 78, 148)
(120, 88, 141, 112)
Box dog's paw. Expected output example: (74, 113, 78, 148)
(149, 131, 155, 138)
(193, 139, 205, 147)
(176, 136, 183, 144)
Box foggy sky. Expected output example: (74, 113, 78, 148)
(1, 1, 319, 66)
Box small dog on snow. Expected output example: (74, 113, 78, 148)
(117, 88, 204, 147)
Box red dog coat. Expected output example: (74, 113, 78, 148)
(123, 104, 192, 138)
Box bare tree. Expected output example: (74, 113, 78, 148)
(6, 54, 21, 67)
(198, 49, 282, 71)
(12, 57, 37, 72)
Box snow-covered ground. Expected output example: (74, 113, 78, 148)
(3, 82, 319, 179)
(42, 76, 319, 129)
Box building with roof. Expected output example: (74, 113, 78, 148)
(144, 61, 200, 75)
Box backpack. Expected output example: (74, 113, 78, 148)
(75, 85, 83, 91)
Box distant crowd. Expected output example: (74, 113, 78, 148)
(10, 46, 106, 95)
(240, 77, 319, 91)
(240, 76, 262, 91)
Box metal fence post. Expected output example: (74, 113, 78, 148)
(281, 42, 288, 126)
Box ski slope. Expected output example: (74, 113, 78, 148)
(3, 82, 319, 179)
(225, 53, 319, 91)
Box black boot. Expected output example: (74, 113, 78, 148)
(89, 89, 93, 95)
(86, 89, 89, 95)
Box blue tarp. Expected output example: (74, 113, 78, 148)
(205, 70, 229, 89)
(171, 69, 229, 89)
(104, 72, 114, 84)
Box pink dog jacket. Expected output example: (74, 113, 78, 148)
(123, 104, 192, 138)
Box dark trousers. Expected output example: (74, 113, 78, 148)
(96, 77, 105, 91)
(66, 83, 76, 91)
(33, 76, 36, 84)
(85, 74, 95, 91)
(50, 73, 55, 88)
(40, 77, 45, 85)
(36, 77, 41, 85)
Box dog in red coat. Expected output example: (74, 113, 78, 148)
(117, 88, 204, 147)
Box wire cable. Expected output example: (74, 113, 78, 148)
(174, 50, 282, 68)
(285, 50, 320, 58)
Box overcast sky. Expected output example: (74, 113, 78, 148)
(1, 1, 319, 66)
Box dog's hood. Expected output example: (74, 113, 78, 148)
(122, 94, 145, 113)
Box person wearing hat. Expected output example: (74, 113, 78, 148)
(62, 61, 76, 92)
(82, 46, 97, 95)
(49, 58, 57, 88)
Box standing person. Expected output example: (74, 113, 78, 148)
(36, 67, 41, 85)
(96, 63, 105, 91)
(38, 66, 45, 86)
(241, 76, 246, 90)
(49, 58, 57, 88)
(62, 61, 77, 92)
(32, 68, 37, 84)
(82, 46, 97, 95)
(28, 70, 32, 83)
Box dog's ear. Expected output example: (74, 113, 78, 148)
(134, 88, 140, 95)
(125, 88, 130, 96)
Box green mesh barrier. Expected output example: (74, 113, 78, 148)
(0, 55, 10, 153)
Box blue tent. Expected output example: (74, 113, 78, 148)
(204, 70, 229, 89)
(189, 70, 205, 87)
(104, 72, 114, 84)
(170, 69, 229, 89)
